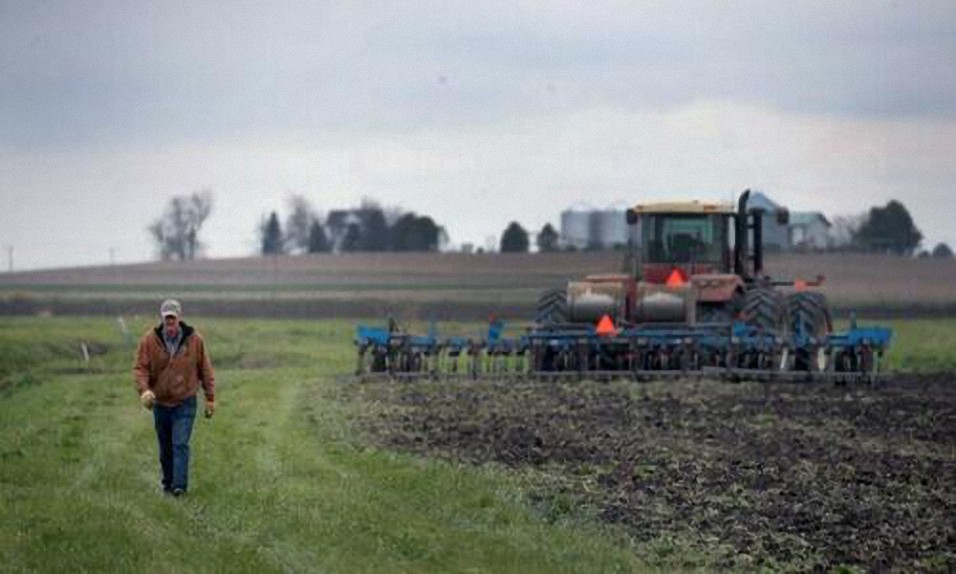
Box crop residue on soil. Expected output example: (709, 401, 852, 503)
(340, 375, 956, 571)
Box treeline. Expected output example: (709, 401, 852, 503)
(500, 222, 559, 253)
(145, 190, 563, 261)
(259, 196, 447, 255)
(146, 191, 950, 262)
(261, 197, 564, 256)
(832, 200, 950, 258)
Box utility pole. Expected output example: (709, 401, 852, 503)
(109, 247, 115, 266)
(6, 246, 12, 273)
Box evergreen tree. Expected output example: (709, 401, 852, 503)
(307, 220, 331, 253)
(536, 223, 559, 253)
(500, 222, 530, 253)
(261, 211, 284, 255)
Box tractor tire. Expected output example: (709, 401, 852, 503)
(788, 292, 832, 338)
(736, 288, 790, 370)
(788, 292, 833, 370)
(536, 289, 568, 325)
(741, 288, 790, 334)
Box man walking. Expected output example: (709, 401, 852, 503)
(134, 299, 215, 496)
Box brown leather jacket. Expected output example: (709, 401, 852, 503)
(133, 322, 215, 407)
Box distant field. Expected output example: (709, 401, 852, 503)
(1, 252, 955, 319)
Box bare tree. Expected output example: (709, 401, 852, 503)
(148, 190, 214, 261)
(829, 213, 867, 250)
(284, 194, 318, 254)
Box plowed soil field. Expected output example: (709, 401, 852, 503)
(341, 375, 955, 571)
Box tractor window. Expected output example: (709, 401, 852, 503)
(641, 214, 728, 264)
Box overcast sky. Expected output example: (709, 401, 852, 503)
(1, 1, 954, 269)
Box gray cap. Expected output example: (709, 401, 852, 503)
(160, 299, 182, 318)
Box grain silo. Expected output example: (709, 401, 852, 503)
(595, 209, 628, 248)
(560, 210, 591, 250)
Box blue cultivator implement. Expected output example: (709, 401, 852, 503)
(354, 190, 894, 383)
(354, 315, 891, 383)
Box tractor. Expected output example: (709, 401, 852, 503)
(535, 190, 832, 371)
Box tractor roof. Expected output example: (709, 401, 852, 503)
(631, 199, 736, 215)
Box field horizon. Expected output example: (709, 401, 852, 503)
(2, 251, 955, 320)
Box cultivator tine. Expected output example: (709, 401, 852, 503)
(355, 343, 368, 376)
(515, 348, 526, 375)
(443, 346, 457, 375)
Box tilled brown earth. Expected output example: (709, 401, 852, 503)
(340, 374, 956, 571)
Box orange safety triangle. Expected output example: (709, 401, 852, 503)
(596, 314, 616, 336)
(665, 268, 686, 287)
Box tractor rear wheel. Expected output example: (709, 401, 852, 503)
(788, 292, 833, 370)
(741, 288, 790, 333)
(536, 289, 568, 325)
(736, 288, 790, 369)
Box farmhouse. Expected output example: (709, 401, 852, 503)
(789, 212, 832, 250)
(746, 192, 791, 251)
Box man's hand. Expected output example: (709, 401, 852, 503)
(204, 399, 215, 419)
(140, 390, 156, 410)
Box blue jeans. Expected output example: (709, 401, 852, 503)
(153, 395, 197, 492)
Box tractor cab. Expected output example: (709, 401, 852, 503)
(626, 199, 736, 284)
(625, 191, 790, 285)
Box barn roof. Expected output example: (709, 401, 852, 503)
(790, 212, 831, 227)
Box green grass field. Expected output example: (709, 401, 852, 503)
(881, 319, 956, 371)
(0, 317, 640, 573)
(1, 316, 953, 572)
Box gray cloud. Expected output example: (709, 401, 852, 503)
(2, 1, 954, 150)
